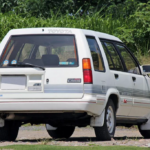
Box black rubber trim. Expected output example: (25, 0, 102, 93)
(116, 118, 148, 125)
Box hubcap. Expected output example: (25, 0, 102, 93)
(106, 106, 114, 134)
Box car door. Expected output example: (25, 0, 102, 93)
(115, 44, 150, 117)
(101, 40, 133, 116)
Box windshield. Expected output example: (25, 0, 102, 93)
(0, 35, 78, 67)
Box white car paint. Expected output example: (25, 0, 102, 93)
(0, 28, 150, 130)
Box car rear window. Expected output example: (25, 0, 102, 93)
(0, 35, 78, 67)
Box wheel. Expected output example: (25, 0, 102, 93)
(9, 121, 20, 141)
(0, 121, 19, 141)
(94, 100, 116, 141)
(46, 126, 75, 139)
(138, 125, 150, 139)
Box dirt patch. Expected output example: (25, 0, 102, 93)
(0, 126, 150, 147)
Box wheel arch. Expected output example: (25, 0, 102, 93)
(105, 88, 120, 113)
(90, 88, 120, 127)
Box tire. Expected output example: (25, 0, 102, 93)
(0, 121, 19, 141)
(94, 100, 116, 141)
(46, 126, 75, 139)
(138, 125, 150, 139)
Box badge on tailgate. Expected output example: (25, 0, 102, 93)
(28, 83, 42, 91)
(67, 78, 81, 83)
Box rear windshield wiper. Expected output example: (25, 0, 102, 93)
(8, 63, 45, 70)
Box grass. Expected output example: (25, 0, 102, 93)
(0, 145, 148, 150)
(22, 123, 44, 127)
(135, 52, 150, 65)
(40, 138, 53, 145)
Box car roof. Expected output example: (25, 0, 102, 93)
(81, 29, 122, 42)
(8, 28, 122, 42)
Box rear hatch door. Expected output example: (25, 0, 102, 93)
(0, 34, 83, 99)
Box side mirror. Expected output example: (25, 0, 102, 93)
(141, 65, 150, 76)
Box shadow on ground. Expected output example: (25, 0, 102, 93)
(16, 136, 143, 143)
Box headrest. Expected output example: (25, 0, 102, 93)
(42, 54, 59, 66)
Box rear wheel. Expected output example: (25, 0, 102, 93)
(138, 125, 150, 139)
(94, 100, 116, 141)
(0, 121, 19, 141)
(46, 126, 75, 139)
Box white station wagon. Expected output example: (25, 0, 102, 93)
(0, 28, 149, 141)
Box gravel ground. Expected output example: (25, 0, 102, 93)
(0, 126, 150, 147)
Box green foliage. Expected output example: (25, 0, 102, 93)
(114, 2, 150, 55)
(0, 145, 148, 150)
(0, 0, 18, 13)
(1, 0, 150, 17)
(0, 1, 150, 59)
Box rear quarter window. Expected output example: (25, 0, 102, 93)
(86, 36, 105, 72)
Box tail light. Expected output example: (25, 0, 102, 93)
(82, 58, 93, 84)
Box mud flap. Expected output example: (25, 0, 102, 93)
(90, 110, 105, 127)
(0, 118, 4, 127)
(140, 119, 150, 130)
(46, 124, 57, 130)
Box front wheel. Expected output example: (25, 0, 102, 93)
(94, 100, 116, 141)
(46, 126, 75, 139)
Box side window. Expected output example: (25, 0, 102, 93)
(101, 42, 115, 70)
(115, 44, 140, 74)
(86, 36, 104, 71)
(102, 42, 124, 71)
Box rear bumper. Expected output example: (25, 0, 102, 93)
(0, 94, 105, 116)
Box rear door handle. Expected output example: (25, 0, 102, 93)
(132, 77, 136, 82)
(114, 74, 119, 79)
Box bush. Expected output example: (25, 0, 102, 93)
(0, 3, 150, 64)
